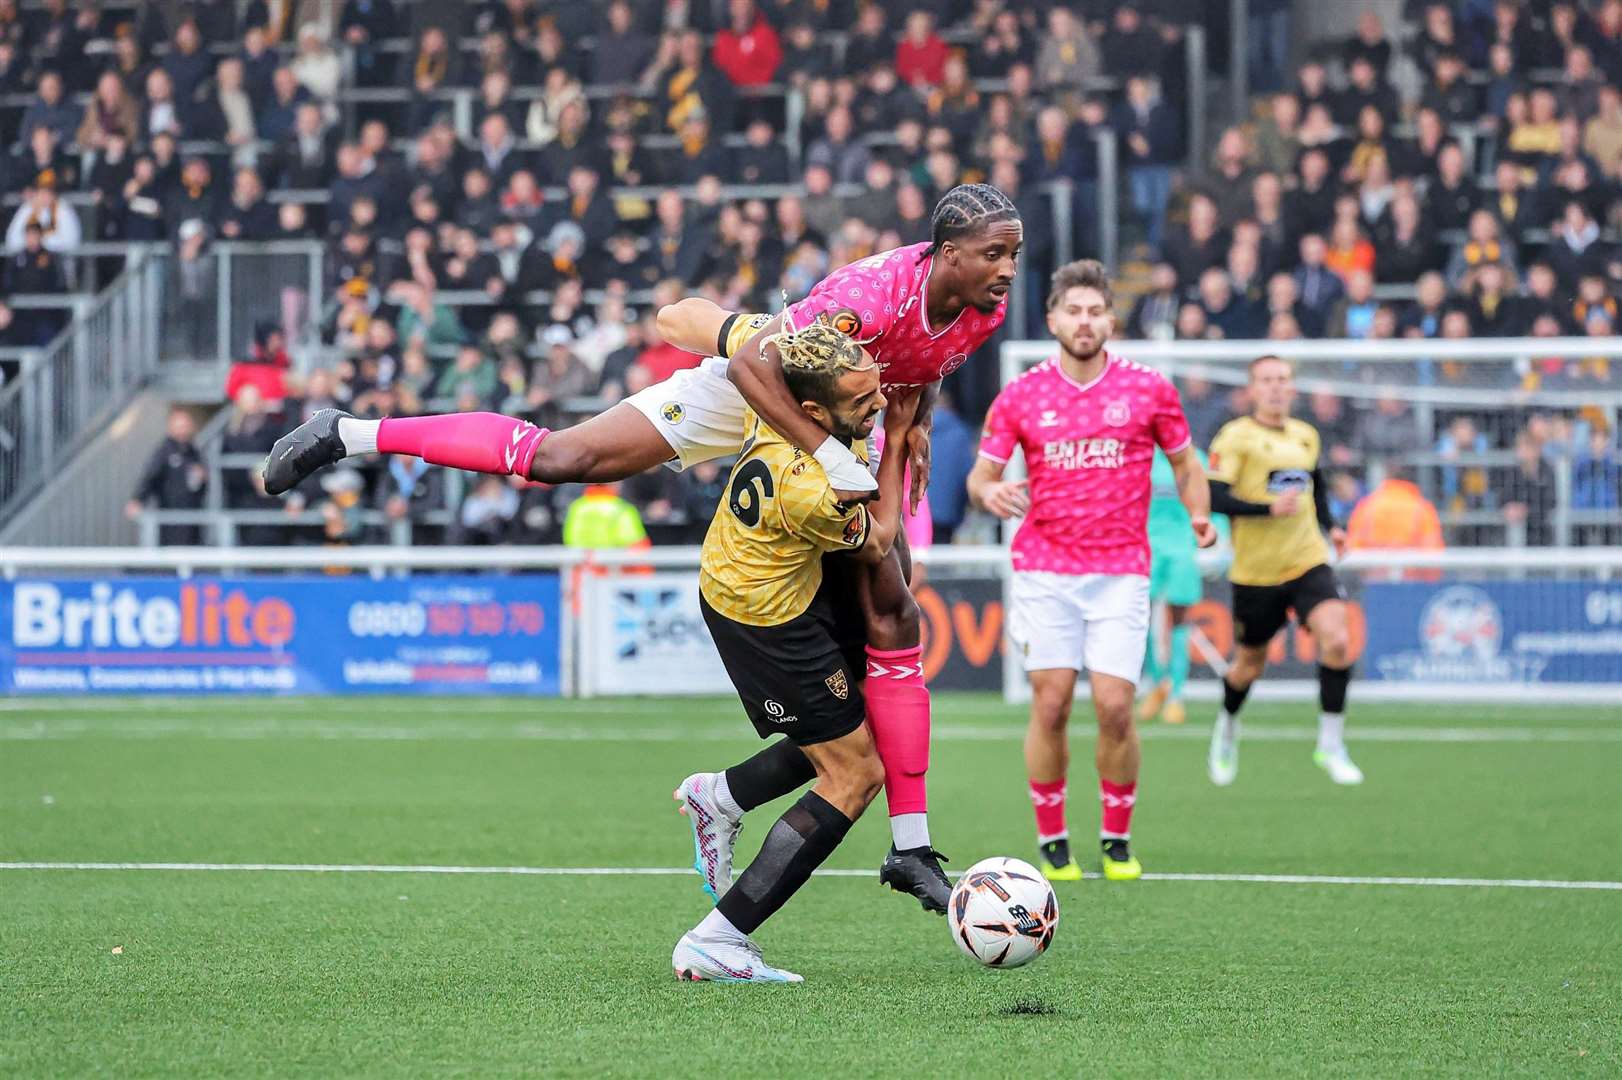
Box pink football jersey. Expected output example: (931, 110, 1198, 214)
(978, 354, 1193, 576)
(784, 243, 1006, 389)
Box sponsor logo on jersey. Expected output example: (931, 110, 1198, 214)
(1266, 468, 1312, 494)
(1043, 437, 1124, 470)
(825, 670, 849, 699)
(818, 308, 862, 337)
(1038, 410, 1060, 428)
(661, 402, 685, 425)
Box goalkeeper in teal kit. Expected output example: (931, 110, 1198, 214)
(1137, 447, 1227, 725)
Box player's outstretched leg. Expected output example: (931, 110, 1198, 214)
(1093, 671, 1143, 881)
(859, 539, 951, 913)
(1306, 600, 1363, 784)
(1026, 668, 1081, 882)
(674, 725, 883, 984)
(262, 403, 676, 495)
(1209, 645, 1264, 786)
(675, 739, 816, 903)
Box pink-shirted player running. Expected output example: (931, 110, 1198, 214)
(262, 184, 1024, 913)
(967, 259, 1216, 884)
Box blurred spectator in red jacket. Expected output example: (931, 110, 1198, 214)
(712, 0, 781, 88)
(895, 11, 948, 88)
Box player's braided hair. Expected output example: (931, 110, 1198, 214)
(767, 321, 874, 407)
(921, 183, 1021, 259)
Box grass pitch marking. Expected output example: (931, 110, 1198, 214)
(4, 717, 1621, 745)
(2, 862, 1619, 892)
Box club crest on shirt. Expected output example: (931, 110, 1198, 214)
(940, 352, 968, 375)
(825, 670, 850, 699)
(661, 402, 685, 425)
(1103, 400, 1131, 426)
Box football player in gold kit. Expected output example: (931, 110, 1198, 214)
(671, 322, 924, 983)
(1205, 355, 1363, 787)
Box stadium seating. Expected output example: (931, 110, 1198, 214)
(0, 0, 1616, 547)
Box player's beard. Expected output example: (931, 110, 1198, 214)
(833, 411, 877, 442)
(1062, 332, 1106, 364)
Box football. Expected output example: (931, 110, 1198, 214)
(947, 857, 1059, 968)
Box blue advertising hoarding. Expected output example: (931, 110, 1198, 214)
(0, 575, 562, 695)
(1361, 581, 1622, 685)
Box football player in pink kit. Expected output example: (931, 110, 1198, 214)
(262, 184, 1023, 912)
(968, 260, 1216, 882)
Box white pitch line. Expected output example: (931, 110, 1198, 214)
(2, 862, 1618, 891)
(3, 720, 1621, 744)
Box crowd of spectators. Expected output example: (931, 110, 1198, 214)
(0, 0, 1614, 545)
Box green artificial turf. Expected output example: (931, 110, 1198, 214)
(3, 695, 1619, 1077)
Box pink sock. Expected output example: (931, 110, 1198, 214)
(864, 646, 930, 818)
(1100, 778, 1137, 839)
(376, 413, 549, 477)
(1029, 778, 1067, 842)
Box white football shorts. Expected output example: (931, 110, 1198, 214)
(1007, 571, 1150, 682)
(624, 357, 748, 472)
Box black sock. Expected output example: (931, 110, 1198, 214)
(717, 790, 853, 936)
(724, 739, 816, 812)
(1222, 677, 1251, 716)
(1318, 664, 1352, 715)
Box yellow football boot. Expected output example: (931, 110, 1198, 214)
(1100, 838, 1143, 881)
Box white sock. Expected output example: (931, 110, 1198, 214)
(1216, 710, 1239, 748)
(694, 907, 746, 944)
(1036, 830, 1069, 846)
(1100, 831, 1129, 841)
(711, 772, 743, 819)
(336, 417, 380, 456)
(890, 812, 930, 850)
(1317, 712, 1345, 754)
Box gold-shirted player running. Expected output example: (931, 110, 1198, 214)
(1205, 355, 1362, 786)
(671, 321, 924, 983)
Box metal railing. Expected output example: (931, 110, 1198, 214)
(150, 240, 325, 368)
(0, 250, 162, 521)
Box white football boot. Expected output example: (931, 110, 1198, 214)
(672, 932, 804, 984)
(1208, 713, 1239, 787)
(675, 772, 742, 903)
(1313, 747, 1365, 785)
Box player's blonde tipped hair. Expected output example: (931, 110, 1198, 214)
(767, 321, 873, 407)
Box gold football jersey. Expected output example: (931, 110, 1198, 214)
(1207, 416, 1329, 586)
(699, 410, 871, 627)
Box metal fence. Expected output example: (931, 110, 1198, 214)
(0, 251, 161, 522)
(153, 241, 325, 368)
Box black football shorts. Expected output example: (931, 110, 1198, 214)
(700, 591, 866, 746)
(1231, 563, 1345, 648)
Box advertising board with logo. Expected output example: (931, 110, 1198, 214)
(1360, 581, 1622, 685)
(915, 575, 1006, 692)
(0, 576, 562, 695)
(578, 572, 731, 696)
